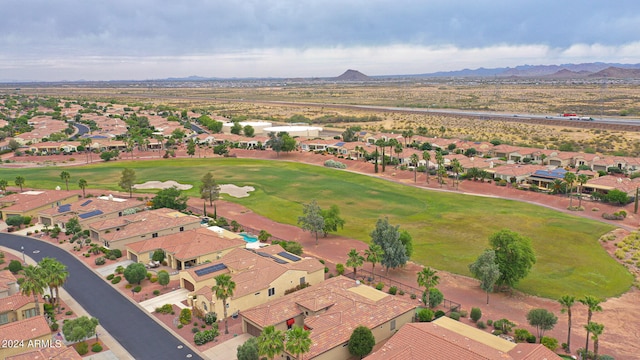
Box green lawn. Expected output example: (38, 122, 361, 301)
(2, 158, 633, 299)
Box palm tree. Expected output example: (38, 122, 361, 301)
(579, 295, 603, 354)
(551, 179, 565, 195)
(577, 174, 588, 208)
(410, 153, 419, 183)
(402, 129, 414, 146)
(558, 295, 576, 353)
(585, 321, 604, 359)
(285, 325, 312, 360)
(257, 325, 285, 360)
(451, 158, 463, 190)
(346, 249, 364, 279)
(60, 171, 71, 191)
(374, 139, 387, 173)
(417, 267, 440, 307)
(19, 265, 46, 316)
(78, 178, 88, 198)
(80, 138, 92, 163)
(564, 172, 576, 208)
(435, 150, 445, 187)
(212, 274, 236, 334)
(364, 244, 384, 276)
(39, 258, 69, 313)
(15, 176, 25, 192)
(422, 151, 431, 184)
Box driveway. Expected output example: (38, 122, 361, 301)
(0, 233, 204, 360)
(95, 259, 134, 277)
(139, 289, 189, 313)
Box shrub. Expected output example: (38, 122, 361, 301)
(177, 324, 183, 329)
(493, 318, 515, 334)
(106, 274, 115, 280)
(388, 286, 398, 295)
(204, 312, 217, 325)
(398, 289, 405, 295)
(470, 307, 482, 322)
(514, 328, 532, 343)
(417, 308, 434, 322)
(375, 282, 384, 291)
(155, 304, 173, 314)
(110, 248, 122, 258)
(324, 267, 329, 273)
(76, 342, 89, 355)
(449, 312, 461, 321)
(50, 323, 59, 331)
(425, 288, 444, 308)
(94, 257, 106, 265)
(486, 319, 493, 326)
(180, 308, 192, 325)
(91, 342, 103, 352)
(458, 309, 468, 318)
(133, 286, 141, 293)
(324, 159, 347, 169)
(8, 260, 22, 274)
(477, 321, 486, 329)
(410, 293, 417, 300)
(111, 276, 121, 284)
(153, 290, 160, 296)
(493, 330, 503, 336)
(115, 266, 125, 274)
(541, 336, 558, 351)
(335, 263, 345, 275)
(526, 334, 537, 343)
(434, 310, 446, 319)
(192, 327, 200, 333)
(150, 277, 158, 283)
(107, 254, 117, 261)
(65, 310, 73, 316)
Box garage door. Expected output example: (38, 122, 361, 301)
(183, 280, 195, 291)
(245, 321, 262, 337)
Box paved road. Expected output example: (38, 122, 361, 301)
(0, 233, 203, 360)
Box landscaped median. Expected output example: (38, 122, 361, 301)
(5, 158, 634, 299)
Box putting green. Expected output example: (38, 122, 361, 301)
(2, 157, 632, 299)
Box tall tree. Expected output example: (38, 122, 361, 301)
(62, 316, 99, 343)
(489, 229, 536, 290)
(297, 200, 325, 245)
(374, 139, 387, 172)
(59, 171, 71, 191)
(585, 321, 604, 359)
(123, 262, 147, 285)
(558, 295, 576, 353)
(186, 138, 196, 157)
(39, 257, 69, 313)
(526, 308, 558, 342)
(398, 230, 413, 258)
(564, 172, 576, 208)
(402, 129, 414, 146)
(410, 153, 419, 182)
(577, 174, 588, 209)
(0, 179, 7, 193)
(320, 204, 345, 236)
(15, 175, 25, 192)
(80, 137, 92, 163)
(417, 267, 440, 307)
(346, 249, 364, 279)
(213, 273, 236, 334)
(468, 249, 501, 304)
(78, 178, 88, 197)
(422, 151, 431, 183)
(579, 295, 603, 355)
(157, 270, 170, 288)
(435, 150, 445, 187)
(19, 265, 46, 316)
(370, 218, 408, 272)
(284, 325, 312, 360)
(451, 158, 463, 190)
(348, 325, 376, 359)
(119, 168, 136, 198)
(237, 337, 259, 360)
(200, 171, 220, 206)
(364, 243, 384, 275)
(152, 186, 188, 211)
(257, 325, 285, 360)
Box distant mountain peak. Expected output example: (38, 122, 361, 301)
(334, 69, 370, 81)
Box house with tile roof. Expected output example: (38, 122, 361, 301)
(38, 195, 145, 229)
(6, 345, 82, 360)
(365, 317, 560, 360)
(0, 190, 80, 222)
(0, 316, 53, 358)
(526, 168, 568, 189)
(126, 227, 246, 270)
(0, 270, 19, 298)
(241, 275, 416, 360)
(182, 246, 324, 319)
(488, 164, 545, 184)
(582, 175, 640, 197)
(545, 151, 576, 168)
(88, 208, 201, 250)
(0, 293, 44, 325)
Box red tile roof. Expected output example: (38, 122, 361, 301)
(90, 208, 200, 242)
(0, 316, 50, 342)
(6, 346, 82, 360)
(0, 191, 78, 212)
(0, 293, 34, 313)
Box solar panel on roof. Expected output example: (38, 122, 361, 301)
(78, 210, 103, 219)
(80, 200, 92, 207)
(334, 142, 345, 147)
(272, 258, 288, 264)
(277, 251, 301, 262)
(194, 263, 227, 276)
(256, 252, 271, 257)
(58, 204, 71, 213)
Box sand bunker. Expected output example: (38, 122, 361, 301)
(133, 180, 193, 190)
(220, 184, 255, 198)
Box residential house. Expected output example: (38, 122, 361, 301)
(6, 346, 82, 360)
(526, 168, 568, 190)
(489, 144, 523, 160)
(241, 276, 416, 360)
(545, 151, 575, 168)
(182, 245, 324, 318)
(0, 190, 80, 221)
(38, 195, 145, 229)
(27, 141, 79, 155)
(88, 208, 201, 250)
(0, 316, 51, 358)
(489, 164, 544, 184)
(582, 175, 640, 197)
(0, 293, 45, 325)
(0, 270, 19, 298)
(365, 317, 560, 360)
(126, 227, 246, 270)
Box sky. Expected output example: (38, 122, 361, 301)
(1, 0, 640, 81)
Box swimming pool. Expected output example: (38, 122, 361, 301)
(239, 233, 258, 243)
